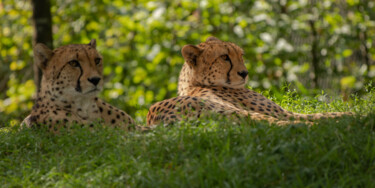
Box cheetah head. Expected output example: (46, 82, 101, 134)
(181, 37, 248, 89)
(34, 39, 103, 100)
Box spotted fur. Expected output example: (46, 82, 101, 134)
(22, 40, 141, 132)
(147, 37, 352, 126)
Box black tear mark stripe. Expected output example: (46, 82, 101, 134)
(75, 47, 92, 92)
(75, 64, 83, 92)
(226, 47, 233, 84)
(55, 51, 79, 80)
(225, 44, 238, 84)
(226, 59, 233, 84)
(73, 51, 83, 92)
(56, 64, 69, 80)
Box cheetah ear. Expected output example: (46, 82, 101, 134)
(88, 39, 96, 48)
(206, 36, 220, 42)
(182, 45, 202, 67)
(34, 43, 53, 70)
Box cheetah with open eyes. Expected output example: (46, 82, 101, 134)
(147, 37, 352, 126)
(22, 39, 142, 132)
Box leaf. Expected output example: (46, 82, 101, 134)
(342, 49, 353, 57)
(340, 76, 356, 89)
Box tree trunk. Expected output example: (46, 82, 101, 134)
(309, 20, 320, 88)
(31, 0, 53, 94)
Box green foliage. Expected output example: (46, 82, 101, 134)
(1, 0, 375, 122)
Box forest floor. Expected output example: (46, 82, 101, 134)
(1, 88, 375, 187)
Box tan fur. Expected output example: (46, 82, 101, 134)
(22, 40, 141, 132)
(147, 37, 352, 126)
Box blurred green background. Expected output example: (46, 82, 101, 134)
(1, 0, 374, 124)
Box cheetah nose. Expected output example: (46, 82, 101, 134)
(88, 77, 101, 86)
(237, 70, 248, 79)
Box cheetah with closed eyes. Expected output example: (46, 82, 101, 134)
(147, 37, 352, 126)
(22, 39, 142, 132)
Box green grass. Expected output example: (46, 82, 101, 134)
(1, 87, 375, 187)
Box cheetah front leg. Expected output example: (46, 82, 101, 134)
(23, 110, 92, 133)
(147, 96, 249, 126)
(96, 99, 149, 131)
(21, 115, 32, 128)
(146, 96, 312, 127)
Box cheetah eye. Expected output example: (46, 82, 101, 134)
(94, 58, 101, 65)
(221, 55, 230, 61)
(68, 60, 80, 67)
